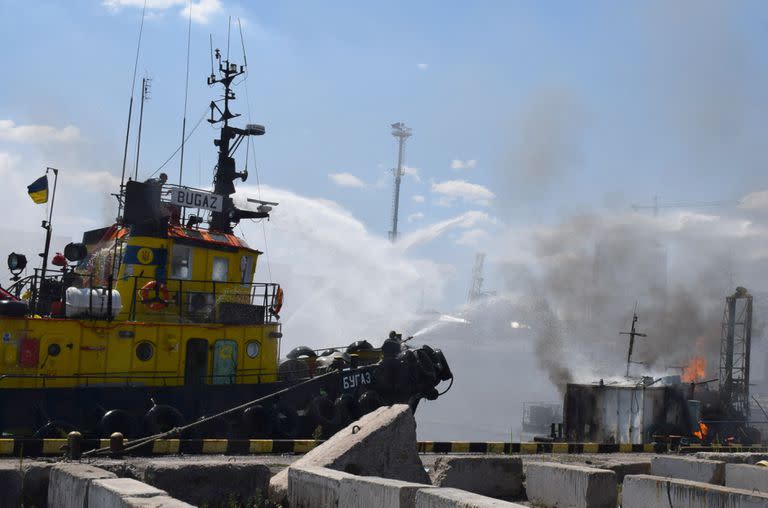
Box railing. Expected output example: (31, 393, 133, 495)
(5, 269, 281, 325)
(0, 368, 280, 387)
(125, 275, 280, 325)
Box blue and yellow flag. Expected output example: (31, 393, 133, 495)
(27, 176, 48, 204)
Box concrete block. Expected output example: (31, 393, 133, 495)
(696, 452, 768, 464)
(650, 455, 725, 484)
(88, 477, 167, 508)
(269, 404, 430, 504)
(602, 460, 650, 483)
(288, 465, 355, 508)
(415, 488, 526, 507)
(23, 462, 54, 508)
(141, 460, 272, 506)
(525, 462, 617, 508)
(47, 463, 117, 508)
(121, 495, 195, 507)
(726, 463, 768, 492)
(623, 474, 768, 508)
(339, 474, 436, 508)
(431, 457, 522, 499)
(0, 461, 24, 508)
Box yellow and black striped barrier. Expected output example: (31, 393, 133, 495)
(0, 438, 718, 457)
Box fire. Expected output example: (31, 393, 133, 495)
(681, 356, 706, 383)
(693, 422, 709, 440)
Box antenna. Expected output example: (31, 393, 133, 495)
(620, 303, 647, 377)
(388, 122, 412, 242)
(133, 75, 152, 180)
(178, 0, 193, 186)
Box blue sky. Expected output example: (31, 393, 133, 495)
(3, 0, 768, 316)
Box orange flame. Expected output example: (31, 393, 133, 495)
(693, 422, 709, 440)
(681, 356, 706, 383)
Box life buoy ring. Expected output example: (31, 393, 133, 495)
(271, 287, 284, 316)
(139, 281, 170, 311)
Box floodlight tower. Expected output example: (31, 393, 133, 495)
(389, 122, 412, 242)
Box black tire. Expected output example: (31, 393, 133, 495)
(278, 359, 310, 382)
(308, 395, 336, 430)
(433, 349, 453, 381)
(398, 350, 419, 384)
(415, 349, 437, 383)
(273, 403, 299, 439)
(98, 409, 136, 438)
(241, 404, 274, 438)
(334, 394, 358, 426)
(358, 390, 385, 415)
(287, 346, 317, 360)
(346, 340, 373, 354)
(34, 420, 75, 438)
(0, 300, 28, 317)
(143, 405, 185, 435)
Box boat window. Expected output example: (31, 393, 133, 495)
(171, 245, 192, 280)
(240, 255, 253, 284)
(212, 256, 229, 282)
(209, 233, 228, 244)
(246, 341, 260, 358)
(136, 342, 154, 362)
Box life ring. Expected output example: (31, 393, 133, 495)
(271, 287, 284, 316)
(139, 281, 170, 311)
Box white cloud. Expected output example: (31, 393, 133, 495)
(408, 212, 424, 223)
(417, 63, 429, 70)
(402, 166, 421, 182)
(412, 194, 425, 203)
(103, 0, 221, 24)
(181, 0, 222, 24)
(450, 159, 477, 170)
(328, 172, 366, 188)
(739, 190, 768, 210)
(431, 179, 495, 206)
(0, 120, 80, 143)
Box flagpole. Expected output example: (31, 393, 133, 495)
(37, 167, 58, 314)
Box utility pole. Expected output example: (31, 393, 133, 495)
(389, 122, 412, 242)
(620, 305, 647, 377)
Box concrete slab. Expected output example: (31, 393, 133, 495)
(23, 462, 54, 508)
(269, 404, 430, 504)
(140, 460, 272, 506)
(725, 463, 768, 492)
(88, 477, 167, 508)
(0, 461, 24, 508)
(414, 488, 526, 507)
(121, 495, 195, 507)
(47, 463, 117, 508)
(525, 462, 617, 508)
(288, 465, 355, 508)
(339, 474, 436, 508)
(623, 474, 768, 508)
(695, 452, 768, 464)
(650, 455, 725, 484)
(431, 457, 522, 498)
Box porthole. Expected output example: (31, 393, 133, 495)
(246, 341, 260, 359)
(136, 342, 154, 362)
(47, 344, 61, 357)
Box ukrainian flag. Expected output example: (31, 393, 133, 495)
(27, 176, 48, 204)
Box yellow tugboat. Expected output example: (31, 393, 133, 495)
(0, 49, 452, 439)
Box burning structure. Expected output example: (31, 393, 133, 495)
(562, 287, 761, 445)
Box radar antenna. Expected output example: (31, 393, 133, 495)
(206, 48, 268, 233)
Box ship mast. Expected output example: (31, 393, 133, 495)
(206, 48, 266, 233)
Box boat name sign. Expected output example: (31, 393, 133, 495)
(169, 188, 224, 212)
